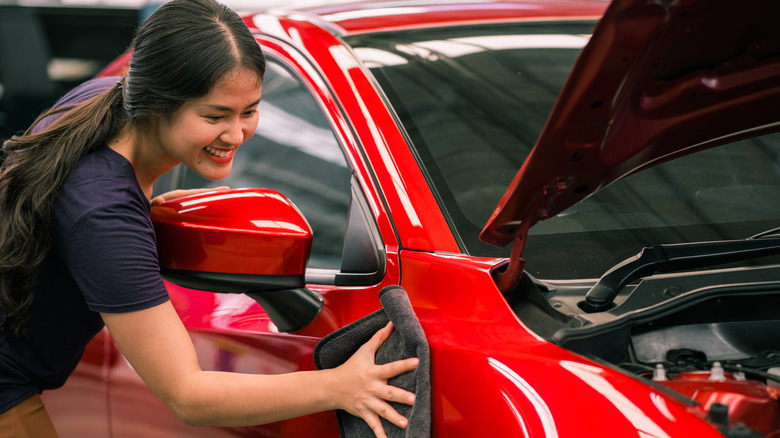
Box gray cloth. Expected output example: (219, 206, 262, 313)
(314, 286, 431, 437)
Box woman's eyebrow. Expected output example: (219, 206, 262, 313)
(202, 99, 261, 111)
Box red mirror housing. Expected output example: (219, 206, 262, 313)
(152, 188, 312, 276)
(152, 188, 322, 332)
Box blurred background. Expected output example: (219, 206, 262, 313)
(0, 0, 335, 139)
(0, 0, 147, 139)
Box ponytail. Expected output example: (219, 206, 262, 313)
(0, 81, 126, 336)
(1, 0, 265, 336)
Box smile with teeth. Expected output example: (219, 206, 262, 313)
(204, 145, 232, 158)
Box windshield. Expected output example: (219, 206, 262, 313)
(347, 22, 780, 279)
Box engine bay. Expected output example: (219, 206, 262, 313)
(509, 262, 780, 437)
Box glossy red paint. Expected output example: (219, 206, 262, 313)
(43, 1, 775, 437)
(241, 36, 407, 332)
(250, 19, 461, 253)
(399, 250, 723, 436)
(293, 0, 607, 35)
(152, 188, 312, 275)
(247, 34, 430, 255)
(655, 369, 780, 437)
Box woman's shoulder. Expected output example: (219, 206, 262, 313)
(56, 76, 121, 109)
(33, 76, 121, 134)
(55, 146, 148, 223)
(68, 146, 136, 187)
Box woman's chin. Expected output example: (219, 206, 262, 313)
(193, 163, 232, 181)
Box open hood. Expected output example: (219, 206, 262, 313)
(481, 0, 780, 255)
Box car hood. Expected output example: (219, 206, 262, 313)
(480, 0, 780, 249)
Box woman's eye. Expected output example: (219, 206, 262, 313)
(205, 115, 223, 121)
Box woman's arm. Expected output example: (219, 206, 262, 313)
(101, 301, 418, 437)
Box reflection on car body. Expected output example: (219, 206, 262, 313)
(43, 0, 780, 436)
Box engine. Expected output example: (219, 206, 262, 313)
(635, 350, 780, 437)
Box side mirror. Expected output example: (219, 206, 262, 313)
(151, 188, 323, 332)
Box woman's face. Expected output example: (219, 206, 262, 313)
(153, 66, 263, 180)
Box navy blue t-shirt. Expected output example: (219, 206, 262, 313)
(0, 77, 170, 413)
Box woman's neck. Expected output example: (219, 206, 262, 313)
(108, 123, 177, 200)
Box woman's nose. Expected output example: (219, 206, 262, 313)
(220, 118, 244, 145)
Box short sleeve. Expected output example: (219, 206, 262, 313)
(60, 198, 169, 313)
(32, 76, 120, 134)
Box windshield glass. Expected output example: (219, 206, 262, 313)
(347, 22, 780, 279)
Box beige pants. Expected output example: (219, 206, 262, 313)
(0, 394, 59, 438)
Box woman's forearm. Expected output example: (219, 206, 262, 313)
(168, 368, 337, 427)
(102, 302, 417, 437)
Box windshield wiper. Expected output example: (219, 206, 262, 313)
(579, 229, 780, 313)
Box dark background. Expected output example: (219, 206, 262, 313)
(0, 0, 343, 140)
(0, 3, 143, 140)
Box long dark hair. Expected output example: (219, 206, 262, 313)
(0, 0, 266, 335)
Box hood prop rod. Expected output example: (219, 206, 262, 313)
(493, 220, 533, 296)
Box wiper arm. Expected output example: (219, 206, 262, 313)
(579, 235, 780, 313)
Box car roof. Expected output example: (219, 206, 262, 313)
(245, 0, 609, 37)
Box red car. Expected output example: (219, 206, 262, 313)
(44, 0, 780, 436)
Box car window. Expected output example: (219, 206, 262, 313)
(177, 59, 352, 270)
(348, 21, 595, 257)
(524, 134, 780, 279)
(349, 22, 780, 279)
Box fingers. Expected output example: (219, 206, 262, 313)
(339, 379, 416, 434)
(150, 187, 231, 205)
(382, 381, 417, 406)
(378, 356, 419, 380)
(150, 194, 168, 206)
(367, 357, 419, 432)
(364, 322, 394, 351)
(375, 402, 408, 432)
(364, 321, 420, 404)
(363, 412, 389, 438)
(344, 320, 422, 437)
(360, 395, 410, 436)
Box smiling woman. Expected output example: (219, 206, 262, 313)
(0, 0, 416, 436)
(113, 66, 263, 186)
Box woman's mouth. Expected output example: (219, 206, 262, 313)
(204, 145, 232, 158)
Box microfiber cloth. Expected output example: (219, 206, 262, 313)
(314, 285, 431, 437)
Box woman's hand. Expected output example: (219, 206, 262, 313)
(103, 302, 419, 431)
(150, 186, 230, 206)
(329, 322, 419, 438)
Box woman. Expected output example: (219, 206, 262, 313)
(0, 1, 417, 437)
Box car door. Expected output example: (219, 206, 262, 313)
(107, 41, 401, 437)
(41, 329, 112, 437)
